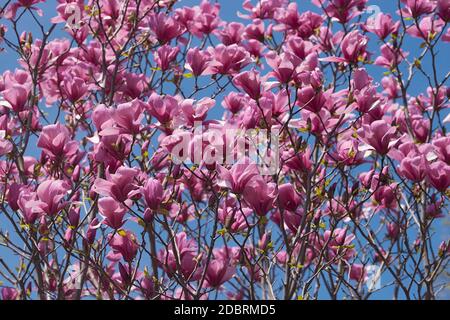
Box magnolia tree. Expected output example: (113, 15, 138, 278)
(0, 0, 448, 301)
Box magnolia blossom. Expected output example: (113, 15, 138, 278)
(0, 0, 448, 302)
(37, 123, 79, 160)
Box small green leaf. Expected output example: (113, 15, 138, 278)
(217, 228, 227, 236)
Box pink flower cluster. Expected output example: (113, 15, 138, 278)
(0, 0, 448, 300)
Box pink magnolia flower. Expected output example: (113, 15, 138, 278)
(399, 154, 427, 182)
(262, 90, 289, 118)
(64, 227, 75, 245)
(272, 207, 303, 233)
(191, 0, 222, 36)
(322, 31, 369, 64)
(324, 198, 363, 220)
(18, 190, 43, 224)
(374, 44, 407, 69)
(109, 230, 139, 263)
(240, 102, 265, 129)
(358, 120, 398, 155)
(117, 261, 132, 287)
(282, 147, 313, 173)
(4, 0, 45, 20)
(178, 98, 214, 127)
(363, 13, 400, 40)
(0, 0, 448, 301)
(139, 274, 157, 299)
(92, 166, 139, 202)
(1, 287, 18, 300)
(291, 108, 339, 136)
(334, 139, 364, 165)
(222, 92, 248, 114)
(141, 178, 164, 211)
(216, 158, 262, 194)
(119, 72, 148, 99)
(0, 133, 12, 156)
(319, 0, 367, 24)
(51, 0, 85, 25)
(349, 264, 367, 282)
(382, 76, 400, 100)
(437, 0, 450, 21)
(92, 104, 113, 131)
(92, 133, 133, 170)
(106, 100, 144, 136)
(426, 161, 450, 191)
(359, 168, 383, 190)
(185, 48, 217, 77)
(274, 2, 322, 37)
(322, 228, 356, 261)
(67, 207, 80, 227)
(204, 258, 236, 288)
(160, 129, 193, 163)
(273, 2, 302, 31)
(214, 246, 240, 264)
(425, 198, 444, 219)
(266, 51, 301, 84)
(243, 180, 277, 216)
(297, 11, 323, 38)
(146, 92, 179, 125)
(373, 184, 398, 209)
(218, 202, 253, 233)
(407, 17, 445, 40)
(7, 182, 24, 212)
(386, 222, 400, 240)
(98, 197, 127, 230)
(62, 75, 88, 103)
(37, 123, 79, 160)
(244, 19, 266, 41)
(433, 136, 450, 164)
(296, 86, 330, 113)
(401, 0, 434, 18)
(158, 232, 202, 281)
(1, 83, 30, 112)
(85, 217, 100, 245)
(352, 68, 379, 113)
(215, 22, 245, 45)
(154, 45, 179, 71)
(411, 115, 430, 143)
(425, 85, 448, 110)
(36, 180, 70, 216)
(277, 183, 301, 212)
(209, 44, 251, 75)
(284, 36, 316, 60)
(173, 6, 199, 35)
(233, 70, 262, 101)
(147, 12, 184, 44)
(238, 0, 288, 20)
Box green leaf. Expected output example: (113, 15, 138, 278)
(217, 228, 227, 236)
